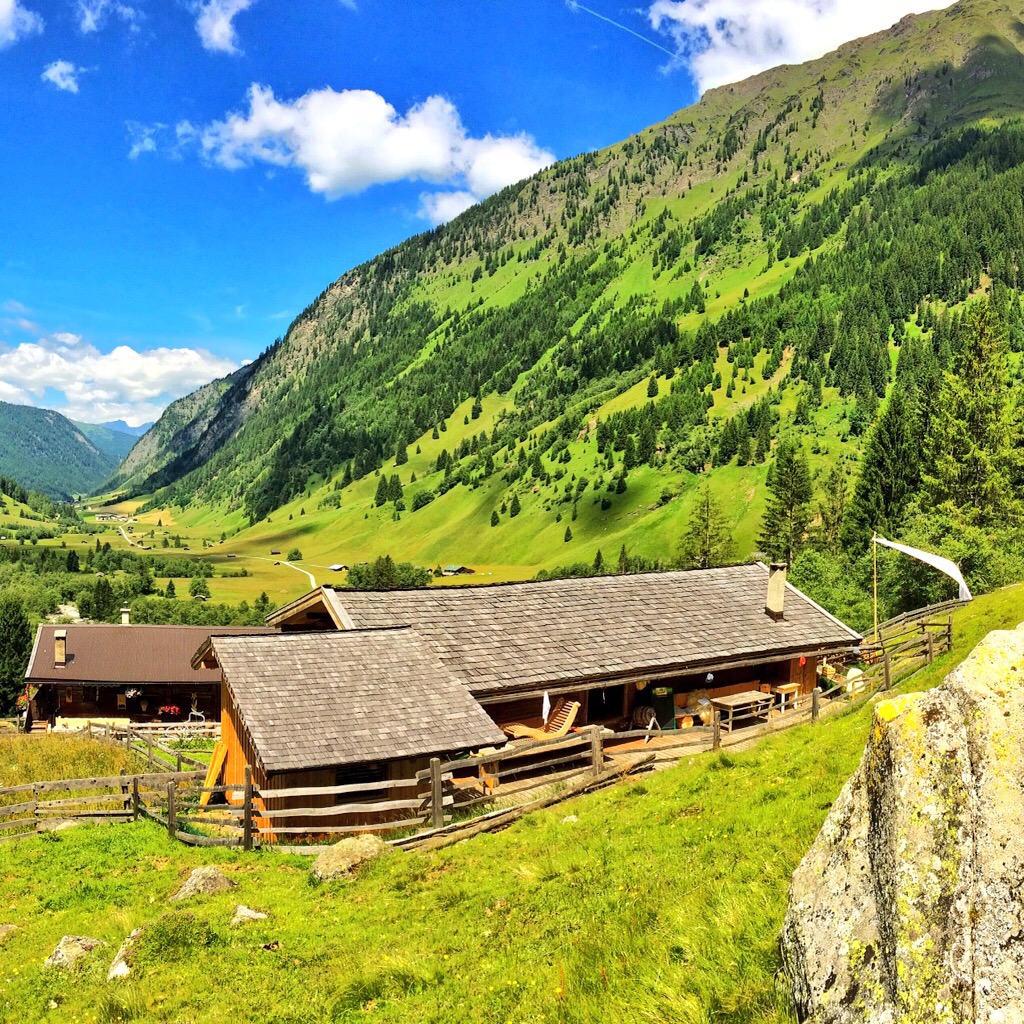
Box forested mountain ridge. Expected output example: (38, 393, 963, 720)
(114, 0, 1024, 619)
(0, 402, 126, 500)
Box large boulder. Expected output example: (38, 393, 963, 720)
(107, 928, 143, 980)
(43, 935, 106, 970)
(311, 834, 391, 881)
(781, 625, 1024, 1023)
(170, 866, 236, 902)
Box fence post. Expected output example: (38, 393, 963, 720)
(712, 711, 721, 752)
(147, 736, 153, 769)
(119, 769, 129, 816)
(926, 632, 935, 665)
(242, 765, 253, 852)
(430, 757, 444, 829)
(811, 687, 820, 723)
(589, 726, 604, 776)
(86, 721, 93, 740)
(882, 651, 892, 691)
(176, 752, 182, 773)
(947, 613, 953, 653)
(166, 781, 176, 838)
(131, 777, 140, 821)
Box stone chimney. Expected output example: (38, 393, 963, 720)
(120, 606, 131, 626)
(54, 629, 67, 667)
(766, 562, 787, 621)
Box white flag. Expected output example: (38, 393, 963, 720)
(875, 537, 972, 602)
(542, 691, 551, 724)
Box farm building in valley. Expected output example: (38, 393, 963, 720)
(265, 563, 861, 732)
(24, 622, 278, 730)
(192, 628, 507, 837)
(191, 564, 860, 833)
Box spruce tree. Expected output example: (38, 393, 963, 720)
(678, 484, 733, 569)
(564, 526, 573, 542)
(373, 475, 389, 507)
(509, 494, 521, 518)
(920, 302, 1022, 525)
(490, 510, 499, 527)
(165, 579, 176, 599)
(758, 435, 813, 565)
(0, 597, 31, 713)
(816, 464, 847, 555)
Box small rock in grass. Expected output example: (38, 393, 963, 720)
(561, 814, 578, 824)
(170, 866, 236, 902)
(0, 924, 17, 945)
(44, 935, 106, 970)
(311, 834, 391, 881)
(107, 928, 143, 980)
(230, 905, 268, 927)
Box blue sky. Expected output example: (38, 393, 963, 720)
(0, 0, 949, 426)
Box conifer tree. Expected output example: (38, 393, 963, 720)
(920, 302, 1022, 525)
(816, 464, 847, 555)
(758, 435, 813, 565)
(509, 494, 521, 518)
(165, 579, 176, 599)
(373, 475, 389, 507)
(0, 597, 31, 713)
(564, 526, 572, 542)
(490, 510, 499, 527)
(678, 484, 733, 569)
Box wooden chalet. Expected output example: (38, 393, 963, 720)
(24, 623, 278, 730)
(264, 563, 861, 734)
(192, 628, 507, 834)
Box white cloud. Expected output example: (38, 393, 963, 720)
(126, 120, 164, 159)
(41, 59, 85, 93)
(647, 0, 957, 93)
(0, 0, 43, 49)
(1, 299, 29, 315)
(76, 0, 138, 33)
(181, 84, 554, 224)
(0, 332, 239, 426)
(194, 0, 254, 54)
(418, 190, 477, 225)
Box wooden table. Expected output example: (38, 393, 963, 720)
(771, 682, 800, 710)
(710, 690, 775, 732)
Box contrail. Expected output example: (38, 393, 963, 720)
(565, 0, 679, 59)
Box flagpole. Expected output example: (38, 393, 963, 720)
(872, 533, 879, 644)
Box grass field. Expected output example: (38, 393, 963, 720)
(0, 585, 1019, 1023)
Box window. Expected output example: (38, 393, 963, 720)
(334, 763, 386, 804)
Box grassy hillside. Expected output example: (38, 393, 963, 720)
(0, 585, 1019, 1023)
(97, 0, 1024, 585)
(0, 402, 124, 500)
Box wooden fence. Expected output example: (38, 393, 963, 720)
(0, 771, 203, 842)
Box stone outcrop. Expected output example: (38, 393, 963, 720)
(311, 835, 391, 881)
(170, 866, 236, 902)
(781, 624, 1024, 1023)
(43, 935, 106, 970)
(230, 905, 268, 927)
(107, 928, 143, 980)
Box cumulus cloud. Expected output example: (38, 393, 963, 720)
(41, 59, 85, 93)
(178, 84, 554, 224)
(647, 0, 957, 92)
(126, 120, 165, 159)
(194, 0, 254, 54)
(0, 0, 43, 48)
(0, 332, 239, 426)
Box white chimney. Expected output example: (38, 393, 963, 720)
(121, 606, 131, 626)
(54, 629, 67, 667)
(766, 562, 787, 621)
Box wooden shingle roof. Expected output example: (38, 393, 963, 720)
(207, 628, 507, 773)
(26, 624, 279, 686)
(307, 564, 860, 699)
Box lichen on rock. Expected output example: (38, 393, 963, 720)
(781, 624, 1024, 1023)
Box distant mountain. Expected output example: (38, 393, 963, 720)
(0, 402, 126, 500)
(97, 420, 153, 438)
(72, 421, 141, 464)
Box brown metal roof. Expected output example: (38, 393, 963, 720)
(270, 564, 860, 699)
(208, 628, 507, 773)
(26, 624, 279, 687)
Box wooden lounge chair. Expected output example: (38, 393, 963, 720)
(503, 700, 581, 741)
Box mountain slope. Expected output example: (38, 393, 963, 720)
(122, 0, 1024, 571)
(72, 421, 139, 464)
(0, 402, 123, 499)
